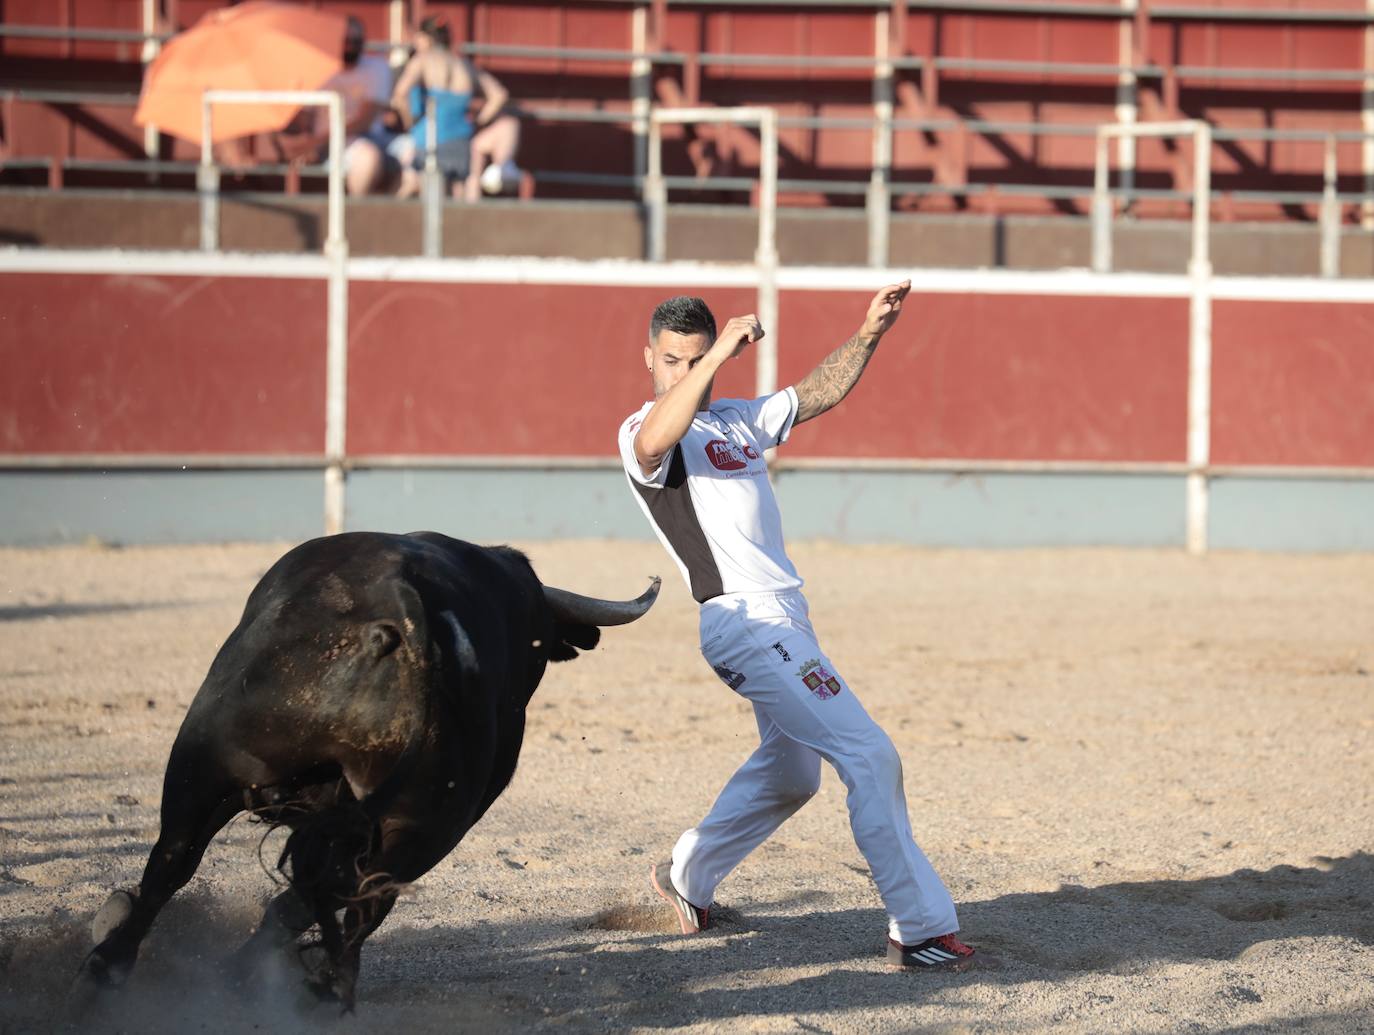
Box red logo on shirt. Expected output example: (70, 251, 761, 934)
(705, 439, 748, 470)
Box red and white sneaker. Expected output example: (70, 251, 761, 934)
(886, 933, 976, 970)
(650, 861, 711, 934)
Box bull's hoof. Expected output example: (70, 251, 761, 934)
(331, 974, 358, 1015)
(66, 948, 129, 1024)
(300, 966, 357, 1013)
(76, 948, 129, 990)
(91, 889, 136, 945)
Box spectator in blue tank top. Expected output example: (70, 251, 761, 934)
(386, 16, 510, 200)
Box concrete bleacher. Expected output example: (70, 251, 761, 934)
(1, 0, 1372, 263)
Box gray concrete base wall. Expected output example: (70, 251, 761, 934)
(4, 189, 1372, 277)
(3, 468, 1370, 552)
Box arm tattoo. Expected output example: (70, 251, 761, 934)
(793, 332, 879, 425)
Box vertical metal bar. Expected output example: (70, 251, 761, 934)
(388, 0, 408, 69)
(323, 92, 349, 537)
(1091, 128, 1112, 272)
(422, 95, 442, 258)
(198, 96, 219, 252)
(1321, 133, 1340, 278)
(646, 116, 665, 261)
(631, 5, 652, 186)
(1190, 122, 1210, 271)
(867, 10, 893, 268)
(1115, 0, 1138, 209)
(756, 109, 779, 399)
(1363, 1, 1374, 228)
(141, 0, 160, 178)
(1185, 121, 1212, 556)
(326, 94, 346, 253)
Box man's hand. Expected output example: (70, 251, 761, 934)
(859, 280, 911, 341)
(711, 314, 765, 361)
(793, 278, 914, 426)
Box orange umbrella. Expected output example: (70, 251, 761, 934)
(135, 1, 347, 145)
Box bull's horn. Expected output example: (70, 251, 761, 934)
(543, 576, 661, 626)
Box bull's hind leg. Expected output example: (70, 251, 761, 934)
(78, 741, 242, 990)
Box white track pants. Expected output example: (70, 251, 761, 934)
(670, 590, 958, 945)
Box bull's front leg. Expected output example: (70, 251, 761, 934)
(75, 742, 241, 995)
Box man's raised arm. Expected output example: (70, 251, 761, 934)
(634, 315, 762, 478)
(793, 280, 911, 426)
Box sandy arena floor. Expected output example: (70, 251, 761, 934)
(1, 540, 1372, 1034)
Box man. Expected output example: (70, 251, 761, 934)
(617, 283, 975, 970)
(307, 16, 394, 195)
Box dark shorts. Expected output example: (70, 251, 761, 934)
(414, 138, 471, 184)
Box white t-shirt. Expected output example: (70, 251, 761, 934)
(318, 54, 391, 139)
(619, 388, 803, 603)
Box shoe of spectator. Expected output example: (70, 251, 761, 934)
(480, 160, 521, 195)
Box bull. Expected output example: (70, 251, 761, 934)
(76, 530, 658, 1008)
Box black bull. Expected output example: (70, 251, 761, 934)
(77, 531, 659, 1007)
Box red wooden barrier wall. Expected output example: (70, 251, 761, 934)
(344, 282, 756, 456)
(0, 272, 325, 453)
(4, 271, 1369, 470)
(1212, 299, 1374, 468)
(779, 291, 1189, 462)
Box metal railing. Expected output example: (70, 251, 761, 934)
(197, 89, 349, 536)
(5, 18, 1374, 247)
(1094, 120, 1213, 554)
(647, 106, 781, 397)
(7, 87, 1370, 201)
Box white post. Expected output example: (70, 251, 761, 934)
(1097, 119, 1214, 552)
(1115, 0, 1138, 211)
(1363, 1, 1374, 228)
(201, 90, 350, 535)
(631, 6, 652, 186)
(141, 0, 161, 170)
(646, 116, 665, 261)
(323, 93, 349, 536)
(1320, 133, 1341, 278)
(1092, 128, 1112, 272)
(757, 109, 780, 397)
(867, 11, 893, 268)
(388, 0, 408, 69)
(421, 96, 442, 259)
(1186, 122, 1213, 556)
(198, 96, 219, 251)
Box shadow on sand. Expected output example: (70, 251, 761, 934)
(3, 853, 1370, 1032)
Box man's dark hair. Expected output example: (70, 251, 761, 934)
(649, 296, 716, 346)
(343, 16, 365, 66)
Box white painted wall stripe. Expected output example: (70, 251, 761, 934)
(2, 248, 1371, 303)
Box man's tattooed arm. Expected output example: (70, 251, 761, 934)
(792, 331, 880, 425)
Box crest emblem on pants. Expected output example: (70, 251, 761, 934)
(797, 658, 842, 699)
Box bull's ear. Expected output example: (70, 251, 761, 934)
(549, 622, 600, 662)
(366, 621, 403, 659)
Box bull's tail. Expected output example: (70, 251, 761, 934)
(274, 731, 425, 916)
